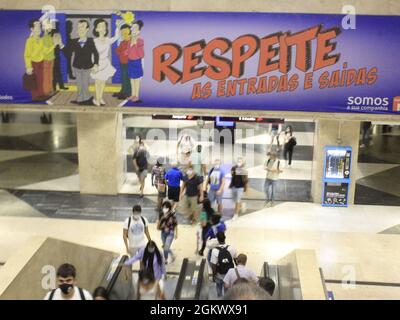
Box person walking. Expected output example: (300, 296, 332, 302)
(206, 159, 226, 215)
(151, 157, 167, 213)
(264, 152, 283, 207)
(197, 199, 215, 256)
(180, 166, 204, 224)
(123, 240, 166, 281)
(133, 141, 150, 198)
(165, 162, 184, 211)
(123, 205, 151, 257)
(229, 157, 249, 220)
(189, 144, 208, 185)
(283, 125, 296, 168)
(210, 232, 237, 298)
(157, 201, 178, 264)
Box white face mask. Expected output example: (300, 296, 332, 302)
(162, 208, 169, 214)
(214, 163, 220, 169)
(132, 214, 140, 220)
(187, 169, 194, 176)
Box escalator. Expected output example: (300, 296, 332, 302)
(102, 257, 275, 300)
(173, 258, 209, 300)
(100, 256, 209, 300)
(98, 255, 135, 300)
(261, 261, 280, 300)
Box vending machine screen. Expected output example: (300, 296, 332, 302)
(325, 149, 351, 179)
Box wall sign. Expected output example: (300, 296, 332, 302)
(0, 10, 399, 114)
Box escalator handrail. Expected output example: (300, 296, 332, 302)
(194, 259, 206, 300)
(105, 255, 129, 295)
(173, 258, 189, 300)
(262, 261, 269, 278)
(319, 267, 329, 300)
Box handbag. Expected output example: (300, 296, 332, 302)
(157, 182, 166, 193)
(23, 73, 37, 91)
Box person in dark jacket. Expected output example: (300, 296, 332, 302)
(56, 20, 99, 105)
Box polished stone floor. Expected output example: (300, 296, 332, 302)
(0, 113, 399, 208)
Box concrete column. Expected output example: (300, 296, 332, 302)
(311, 119, 360, 205)
(76, 113, 124, 195)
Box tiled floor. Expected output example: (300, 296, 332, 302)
(0, 115, 399, 299)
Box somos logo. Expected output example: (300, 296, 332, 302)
(393, 97, 400, 112)
(347, 96, 389, 112)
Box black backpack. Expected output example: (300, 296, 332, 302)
(48, 287, 85, 300)
(216, 245, 234, 275)
(290, 136, 297, 147)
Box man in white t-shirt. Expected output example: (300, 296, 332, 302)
(123, 205, 151, 257)
(44, 263, 92, 300)
(223, 254, 258, 290)
(264, 152, 283, 207)
(210, 232, 237, 298)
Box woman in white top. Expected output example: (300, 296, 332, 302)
(137, 269, 165, 300)
(91, 18, 121, 106)
(177, 133, 195, 167)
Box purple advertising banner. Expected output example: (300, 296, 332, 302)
(0, 10, 399, 114)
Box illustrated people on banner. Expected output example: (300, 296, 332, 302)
(24, 19, 47, 101)
(42, 18, 56, 97)
(57, 20, 99, 105)
(91, 18, 122, 106)
(114, 24, 133, 100)
(126, 20, 145, 103)
(51, 29, 68, 91)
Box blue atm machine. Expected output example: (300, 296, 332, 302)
(322, 146, 352, 207)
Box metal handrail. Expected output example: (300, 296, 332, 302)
(105, 255, 129, 296)
(173, 258, 189, 300)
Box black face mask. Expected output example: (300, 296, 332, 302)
(59, 283, 73, 295)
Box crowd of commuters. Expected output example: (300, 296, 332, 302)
(45, 127, 293, 300)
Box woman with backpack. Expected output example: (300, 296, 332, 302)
(283, 125, 297, 168)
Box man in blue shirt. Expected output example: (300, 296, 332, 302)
(165, 162, 184, 211)
(206, 159, 226, 215)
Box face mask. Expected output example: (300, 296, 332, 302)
(214, 164, 220, 169)
(132, 214, 140, 220)
(148, 247, 155, 253)
(59, 283, 73, 295)
(237, 161, 243, 167)
(162, 208, 169, 214)
(187, 169, 194, 176)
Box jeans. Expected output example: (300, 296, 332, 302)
(215, 278, 225, 297)
(283, 144, 293, 165)
(161, 231, 174, 260)
(265, 179, 277, 202)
